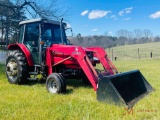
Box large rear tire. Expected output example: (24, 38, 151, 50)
(46, 73, 66, 94)
(5, 50, 29, 84)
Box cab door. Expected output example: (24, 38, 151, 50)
(24, 22, 40, 64)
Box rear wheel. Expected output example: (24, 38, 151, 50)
(46, 73, 66, 94)
(5, 50, 29, 84)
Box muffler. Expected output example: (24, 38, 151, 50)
(97, 70, 154, 109)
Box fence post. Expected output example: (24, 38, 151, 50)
(150, 52, 152, 58)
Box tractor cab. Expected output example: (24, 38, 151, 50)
(19, 18, 68, 64)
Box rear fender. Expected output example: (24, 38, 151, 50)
(7, 44, 34, 66)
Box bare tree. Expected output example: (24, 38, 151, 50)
(0, 0, 70, 20)
(0, 0, 24, 44)
(0, 0, 70, 45)
(76, 33, 83, 45)
(116, 29, 131, 45)
(143, 29, 153, 38)
(133, 29, 142, 39)
(116, 29, 129, 38)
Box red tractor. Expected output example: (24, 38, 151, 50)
(5, 18, 154, 108)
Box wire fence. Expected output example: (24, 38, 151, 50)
(107, 48, 160, 60)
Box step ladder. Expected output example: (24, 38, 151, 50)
(27, 65, 40, 81)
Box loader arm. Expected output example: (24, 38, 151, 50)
(87, 47, 118, 74)
(46, 45, 99, 90)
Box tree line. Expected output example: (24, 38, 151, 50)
(69, 29, 160, 48)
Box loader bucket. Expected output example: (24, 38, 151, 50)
(97, 70, 154, 109)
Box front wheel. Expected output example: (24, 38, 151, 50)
(46, 73, 66, 94)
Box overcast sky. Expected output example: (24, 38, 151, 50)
(66, 0, 160, 36)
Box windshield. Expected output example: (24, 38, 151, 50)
(42, 23, 67, 46)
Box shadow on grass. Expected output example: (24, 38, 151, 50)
(66, 79, 92, 88)
(0, 63, 92, 84)
(65, 79, 92, 94)
(0, 64, 92, 94)
(25, 78, 92, 94)
(22, 79, 92, 95)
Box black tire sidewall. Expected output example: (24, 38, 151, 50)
(5, 50, 28, 84)
(6, 53, 21, 84)
(55, 73, 66, 93)
(46, 73, 63, 94)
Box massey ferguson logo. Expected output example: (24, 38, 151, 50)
(72, 47, 81, 55)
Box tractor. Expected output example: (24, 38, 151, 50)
(5, 18, 154, 108)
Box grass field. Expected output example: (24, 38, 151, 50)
(0, 58, 160, 120)
(106, 42, 160, 60)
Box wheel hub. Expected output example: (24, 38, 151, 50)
(6, 59, 18, 78)
(49, 79, 58, 93)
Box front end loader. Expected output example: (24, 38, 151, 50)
(5, 18, 154, 108)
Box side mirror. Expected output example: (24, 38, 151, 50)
(65, 28, 73, 37)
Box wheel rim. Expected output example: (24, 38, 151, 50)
(48, 79, 58, 93)
(6, 58, 18, 81)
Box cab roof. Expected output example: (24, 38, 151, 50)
(19, 18, 66, 26)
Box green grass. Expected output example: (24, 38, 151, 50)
(106, 42, 160, 60)
(0, 59, 160, 120)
